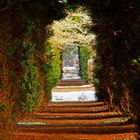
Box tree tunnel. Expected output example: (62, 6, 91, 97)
(0, 0, 140, 139)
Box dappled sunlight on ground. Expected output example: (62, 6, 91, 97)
(51, 90, 97, 102)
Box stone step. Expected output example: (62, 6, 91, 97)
(60, 79, 85, 82)
(39, 105, 109, 113)
(59, 81, 86, 84)
(44, 101, 105, 108)
(52, 87, 95, 92)
(16, 117, 130, 127)
(13, 132, 137, 140)
(15, 100, 137, 139)
(58, 83, 86, 86)
(58, 81, 86, 84)
(57, 79, 87, 86)
(22, 112, 124, 120)
(16, 124, 136, 134)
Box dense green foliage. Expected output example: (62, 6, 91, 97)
(79, 47, 90, 82)
(92, 57, 103, 100)
(43, 43, 61, 95)
(93, 58, 101, 89)
(18, 42, 40, 112)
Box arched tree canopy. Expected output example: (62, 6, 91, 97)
(48, 6, 96, 52)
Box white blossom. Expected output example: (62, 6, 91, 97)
(48, 6, 96, 53)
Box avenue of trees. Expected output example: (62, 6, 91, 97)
(48, 6, 96, 83)
(0, 0, 140, 138)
